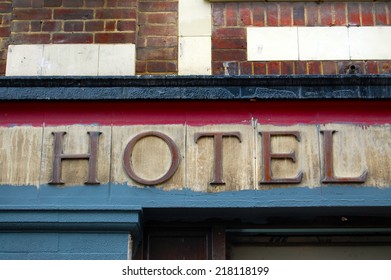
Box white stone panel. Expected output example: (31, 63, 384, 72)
(42, 44, 99, 76)
(6, 45, 44, 76)
(349, 26, 391, 60)
(98, 44, 136, 76)
(298, 27, 350, 60)
(247, 27, 299, 61)
(179, 37, 211, 75)
(179, 0, 211, 37)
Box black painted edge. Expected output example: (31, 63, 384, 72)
(0, 75, 390, 100)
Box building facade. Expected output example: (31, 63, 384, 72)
(0, 0, 391, 259)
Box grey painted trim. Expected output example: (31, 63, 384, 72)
(0, 75, 390, 100)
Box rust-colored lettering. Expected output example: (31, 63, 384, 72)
(321, 130, 368, 183)
(259, 131, 303, 184)
(123, 131, 180, 185)
(49, 131, 101, 185)
(194, 132, 242, 185)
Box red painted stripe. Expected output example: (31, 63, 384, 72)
(0, 101, 390, 126)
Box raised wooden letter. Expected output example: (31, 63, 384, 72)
(321, 130, 368, 183)
(123, 131, 180, 185)
(259, 131, 303, 184)
(194, 132, 242, 185)
(49, 131, 101, 185)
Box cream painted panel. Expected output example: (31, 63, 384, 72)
(349, 26, 391, 60)
(247, 27, 299, 61)
(298, 27, 350, 60)
(111, 125, 185, 190)
(98, 44, 136, 76)
(42, 44, 99, 76)
(179, 0, 211, 37)
(256, 125, 320, 189)
(179, 37, 212, 75)
(186, 125, 254, 192)
(6, 45, 43, 76)
(0, 127, 43, 186)
(40, 125, 111, 186)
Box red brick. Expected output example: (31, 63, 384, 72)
(54, 9, 93, 20)
(137, 47, 177, 60)
(322, 61, 337, 75)
(213, 28, 246, 39)
(240, 62, 252, 75)
(320, 3, 332, 26)
(139, 25, 177, 37)
(147, 61, 177, 73)
(64, 21, 83, 32)
(30, 21, 42, 32)
(212, 62, 225, 75)
(32, 0, 44, 8)
(146, 36, 177, 48)
(281, 62, 294, 75)
(239, 3, 252, 26)
(212, 38, 246, 50)
(267, 62, 280, 75)
(136, 61, 147, 74)
(95, 32, 135, 44)
(14, 9, 52, 20)
(213, 49, 247, 61)
(85, 21, 104, 32)
(53, 33, 93, 43)
(308, 61, 321, 74)
(42, 20, 62, 32)
(0, 26, 9, 37)
(388, 2, 391, 25)
(0, 61, 6, 75)
(63, 0, 84, 7)
(12, 0, 31, 8)
(212, 3, 225, 26)
(374, 3, 387, 25)
(105, 0, 117, 7)
(0, 2, 11, 12)
(305, 3, 319, 26)
(365, 61, 378, 74)
(226, 3, 238, 26)
(105, 21, 116, 31)
(347, 3, 360, 26)
(333, 3, 347, 26)
(139, 12, 176, 24)
(2, 14, 11, 25)
(361, 3, 374, 26)
(43, 0, 61, 7)
(253, 3, 265, 27)
(117, 20, 136, 32)
(95, 9, 136, 19)
(11, 33, 50, 44)
(139, 2, 177, 13)
(295, 61, 307, 74)
(279, 3, 292, 26)
(11, 21, 29, 32)
(266, 3, 278, 26)
(84, 0, 104, 7)
(117, 0, 136, 8)
(254, 62, 266, 75)
(292, 3, 304, 26)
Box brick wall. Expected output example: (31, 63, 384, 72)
(136, 0, 178, 75)
(0, 1, 11, 74)
(212, 2, 391, 75)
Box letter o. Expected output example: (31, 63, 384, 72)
(123, 131, 180, 185)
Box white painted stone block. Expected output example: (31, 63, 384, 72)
(298, 27, 350, 60)
(6, 45, 44, 76)
(349, 26, 391, 60)
(179, 37, 211, 75)
(42, 44, 99, 76)
(247, 27, 299, 61)
(179, 0, 211, 37)
(98, 44, 136, 76)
